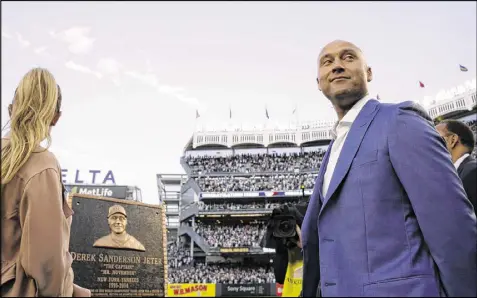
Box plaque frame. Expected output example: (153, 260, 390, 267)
(67, 193, 169, 296)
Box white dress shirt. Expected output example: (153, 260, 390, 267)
(322, 95, 372, 198)
(454, 153, 470, 170)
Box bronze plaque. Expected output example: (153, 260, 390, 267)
(68, 194, 168, 297)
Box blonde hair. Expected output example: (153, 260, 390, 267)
(1, 68, 61, 184)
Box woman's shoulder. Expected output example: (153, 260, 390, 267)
(28, 146, 61, 177)
(3, 137, 61, 181)
(31, 146, 60, 168)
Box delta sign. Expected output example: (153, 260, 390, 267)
(61, 169, 116, 185)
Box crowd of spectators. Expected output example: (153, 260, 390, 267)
(186, 151, 325, 175)
(167, 243, 192, 269)
(196, 173, 317, 192)
(198, 201, 281, 211)
(466, 119, 477, 157)
(168, 262, 275, 284)
(196, 222, 266, 248)
(467, 119, 476, 133)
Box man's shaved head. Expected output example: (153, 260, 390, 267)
(318, 40, 364, 61)
(316, 40, 372, 119)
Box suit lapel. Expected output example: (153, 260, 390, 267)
(301, 140, 334, 246)
(320, 100, 380, 215)
(316, 141, 333, 203)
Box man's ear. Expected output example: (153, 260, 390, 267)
(8, 104, 12, 117)
(451, 135, 462, 148)
(51, 111, 61, 126)
(367, 66, 373, 83)
(316, 78, 321, 91)
(449, 134, 459, 149)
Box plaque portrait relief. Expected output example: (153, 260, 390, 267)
(93, 205, 146, 252)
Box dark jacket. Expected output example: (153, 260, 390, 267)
(457, 155, 477, 214)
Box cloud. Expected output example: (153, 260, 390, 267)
(34, 46, 48, 55)
(157, 85, 185, 94)
(124, 71, 159, 87)
(34, 46, 48, 54)
(5, 30, 48, 55)
(156, 85, 200, 107)
(97, 58, 124, 86)
(15, 32, 30, 48)
(65, 61, 103, 79)
(124, 70, 202, 108)
(173, 93, 201, 107)
(146, 59, 153, 73)
(111, 77, 122, 87)
(2, 30, 12, 39)
(53, 27, 95, 55)
(97, 58, 122, 75)
(33, 46, 52, 58)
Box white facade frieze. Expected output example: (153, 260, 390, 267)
(192, 88, 476, 149)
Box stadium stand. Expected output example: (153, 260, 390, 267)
(168, 261, 275, 284)
(186, 151, 325, 174)
(467, 119, 477, 157)
(196, 221, 266, 248)
(167, 243, 193, 269)
(194, 173, 318, 192)
(198, 201, 281, 211)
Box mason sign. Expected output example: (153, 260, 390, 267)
(67, 185, 128, 200)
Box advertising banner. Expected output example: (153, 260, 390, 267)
(219, 247, 249, 253)
(200, 190, 313, 199)
(61, 169, 116, 185)
(66, 185, 128, 200)
(167, 284, 216, 297)
(285, 190, 313, 196)
(220, 284, 269, 296)
(283, 247, 303, 297)
(201, 192, 260, 198)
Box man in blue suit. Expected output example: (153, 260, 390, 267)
(301, 40, 477, 297)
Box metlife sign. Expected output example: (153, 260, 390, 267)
(66, 185, 128, 200)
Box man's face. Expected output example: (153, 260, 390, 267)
(436, 123, 456, 153)
(108, 213, 127, 234)
(317, 40, 372, 109)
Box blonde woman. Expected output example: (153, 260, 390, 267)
(1, 68, 90, 297)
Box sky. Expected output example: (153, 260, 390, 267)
(2, 1, 476, 204)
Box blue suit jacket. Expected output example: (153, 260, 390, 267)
(301, 100, 477, 297)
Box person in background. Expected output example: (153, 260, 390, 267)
(262, 203, 306, 297)
(301, 40, 476, 297)
(436, 119, 477, 212)
(1, 68, 90, 297)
